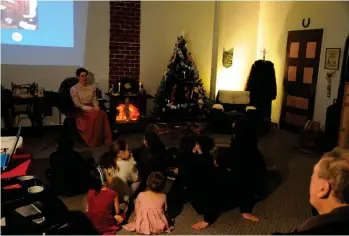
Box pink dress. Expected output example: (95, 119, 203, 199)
(123, 192, 172, 235)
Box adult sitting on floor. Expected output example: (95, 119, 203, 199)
(133, 131, 167, 192)
(168, 133, 262, 230)
(179, 122, 200, 155)
(70, 68, 112, 148)
(228, 115, 267, 200)
(274, 148, 349, 234)
(46, 138, 93, 196)
(170, 122, 199, 175)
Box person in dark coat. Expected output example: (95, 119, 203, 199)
(168, 122, 199, 174)
(228, 115, 267, 199)
(133, 131, 167, 192)
(169, 135, 260, 230)
(179, 122, 199, 155)
(207, 115, 266, 225)
(274, 148, 349, 235)
(167, 136, 217, 230)
(53, 211, 100, 235)
(46, 138, 93, 196)
(245, 60, 277, 122)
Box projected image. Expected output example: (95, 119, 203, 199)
(1, 0, 38, 31)
(1, 0, 74, 47)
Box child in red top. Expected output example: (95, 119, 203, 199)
(86, 166, 124, 235)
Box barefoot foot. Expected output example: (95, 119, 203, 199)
(191, 220, 209, 230)
(242, 213, 260, 222)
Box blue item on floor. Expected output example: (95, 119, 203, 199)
(1, 126, 22, 171)
(1, 153, 10, 170)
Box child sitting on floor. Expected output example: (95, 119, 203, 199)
(86, 166, 124, 235)
(100, 140, 140, 203)
(123, 172, 174, 235)
(134, 131, 167, 191)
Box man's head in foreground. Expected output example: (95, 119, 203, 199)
(310, 147, 349, 215)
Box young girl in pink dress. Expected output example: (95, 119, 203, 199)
(123, 172, 174, 234)
(86, 166, 124, 235)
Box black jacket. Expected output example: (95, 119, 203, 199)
(274, 206, 349, 235)
(48, 149, 91, 196)
(134, 145, 167, 187)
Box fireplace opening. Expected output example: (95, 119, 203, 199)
(116, 98, 140, 122)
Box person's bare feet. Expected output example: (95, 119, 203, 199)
(191, 220, 209, 230)
(165, 226, 175, 233)
(114, 214, 124, 224)
(242, 213, 260, 222)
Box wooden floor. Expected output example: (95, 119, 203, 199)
(4, 125, 319, 234)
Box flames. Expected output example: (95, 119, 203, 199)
(116, 104, 140, 122)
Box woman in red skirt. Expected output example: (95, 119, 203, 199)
(70, 68, 112, 148)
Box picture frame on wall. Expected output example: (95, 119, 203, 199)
(324, 48, 341, 70)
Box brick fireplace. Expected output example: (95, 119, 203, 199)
(109, 1, 141, 86)
(109, 2, 144, 131)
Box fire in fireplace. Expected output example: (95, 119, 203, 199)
(116, 98, 140, 122)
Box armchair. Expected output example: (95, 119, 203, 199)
(208, 90, 249, 133)
(42, 78, 79, 148)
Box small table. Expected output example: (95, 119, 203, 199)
(1, 136, 24, 152)
(3, 95, 51, 130)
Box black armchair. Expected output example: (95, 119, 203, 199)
(209, 90, 249, 133)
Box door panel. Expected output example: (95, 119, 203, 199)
(303, 68, 314, 84)
(287, 66, 297, 82)
(280, 29, 323, 132)
(290, 42, 300, 58)
(285, 113, 308, 127)
(286, 95, 309, 110)
(305, 42, 317, 58)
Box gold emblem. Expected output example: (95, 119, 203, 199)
(222, 48, 234, 68)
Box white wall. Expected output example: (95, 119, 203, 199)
(215, 1, 260, 94)
(3, 1, 348, 128)
(257, 1, 349, 125)
(140, 1, 215, 96)
(1, 1, 110, 126)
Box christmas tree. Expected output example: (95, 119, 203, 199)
(154, 35, 208, 118)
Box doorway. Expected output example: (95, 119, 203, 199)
(280, 29, 324, 132)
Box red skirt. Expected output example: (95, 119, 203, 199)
(76, 110, 112, 148)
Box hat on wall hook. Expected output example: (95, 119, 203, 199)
(302, 18, 311, 28)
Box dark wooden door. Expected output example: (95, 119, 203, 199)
(280, 29, 324, 132)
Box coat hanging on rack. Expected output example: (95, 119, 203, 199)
(245, 60, 277, 122)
